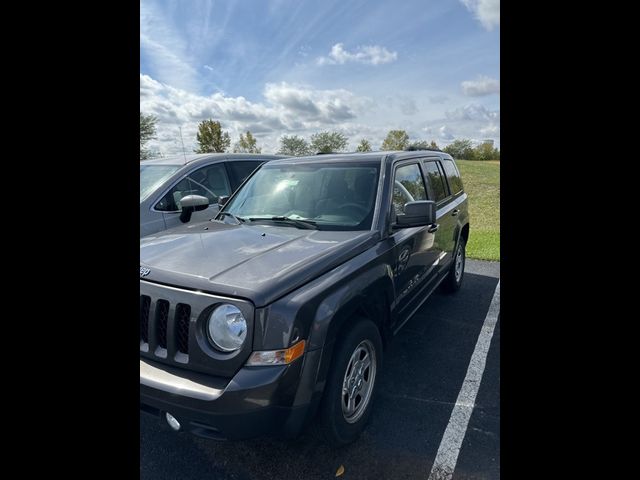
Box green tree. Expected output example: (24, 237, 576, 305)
(310, 131, 348, 153)
(356, 138, 372, 152)
(233, 131, 261, 153)
(381, 130, 410, 151)
(140, 113, 157, 160)
(443, 138, 475, 160)
(430, 140, 439, 149)
(277, 135, 312, 156)
(474, 142, 500, 161)
(194, 119, 231, 153)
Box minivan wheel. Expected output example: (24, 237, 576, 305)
(318, 319, 383, 447)
(442, 237, 466, 293)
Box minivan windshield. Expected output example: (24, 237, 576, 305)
(140, 164, 181, 202)
(223, 162, 380, 231)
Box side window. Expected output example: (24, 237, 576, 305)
(392, 163, 427, 216)
(226, 161, 263, 187)
(441, 160, 464, 195)
(155, 164, 231, 212)
(423, 161, 449, 202)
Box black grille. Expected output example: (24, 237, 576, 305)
(140, 294, 192, 360)
(140, 295, 150, 343)
(175, 304, 191, 354)
(155, 300, 169, 349)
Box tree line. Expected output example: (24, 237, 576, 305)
(140, 114, 500, 161)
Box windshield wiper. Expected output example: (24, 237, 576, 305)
(248, 216, 317, 230)
(218, 211, 246, 224)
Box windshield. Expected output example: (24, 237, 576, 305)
(140, 164, 181, 202)
(223, 162, 380, 230)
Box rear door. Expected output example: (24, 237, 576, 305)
(423, 158, 460, 266)
(154, 163, 232, 230)
(439, 158, 467, 257)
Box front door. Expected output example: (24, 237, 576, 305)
(389, 161, 441, 330)
(140, 208, 166, 237)
(155, 163, 232, 230)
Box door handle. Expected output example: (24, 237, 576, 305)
(451, 209, 460, 216)
(427, 223, 439, 233)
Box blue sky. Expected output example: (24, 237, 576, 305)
(140, 0, 499, 155)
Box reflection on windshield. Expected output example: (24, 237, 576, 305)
(140, 165, 181, 202)
(223, 163, 380, 231)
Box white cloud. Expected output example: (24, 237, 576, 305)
(480, 123, 500, 136)
(139, 74, 374, 155)
(418, 103, 500, 147)
(461, 75, 500, 96)
(398, 95, 418, 116)
(460, 0, 500, 30)
(140, 73, 501, 155)
(264, 82, 373, 123)
(429, 95, 449, 104)
(446, 103, 499, 122)
(316, 43, 398, 66)
(140, 1, 199, 91)
(439, 125, 455, 140)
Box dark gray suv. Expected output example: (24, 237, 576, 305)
(140, 150, 470, 446)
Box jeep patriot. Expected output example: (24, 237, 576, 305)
(140, 150, 470, 446)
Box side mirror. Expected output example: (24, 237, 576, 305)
(179, 194, 209, 223)
(395, 200, 436, 228)
(217, 195, 229, 207)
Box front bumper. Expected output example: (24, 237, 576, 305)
(140, 349, 322, 440)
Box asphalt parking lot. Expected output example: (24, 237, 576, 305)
(140, 259, 500, 480)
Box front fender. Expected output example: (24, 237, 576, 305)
(253, 246, 393, 352)
(251, 244, 395, 412)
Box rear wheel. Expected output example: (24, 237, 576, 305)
(442, 236, 466, 293)
(318, 319, 383, 447)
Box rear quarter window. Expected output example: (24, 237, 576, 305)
(441, 160, 464, 195)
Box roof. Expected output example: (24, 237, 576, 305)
(266, 150, 452, 166)
(140, 153, 287, 167)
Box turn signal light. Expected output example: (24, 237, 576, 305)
(245, 340, 306, 366)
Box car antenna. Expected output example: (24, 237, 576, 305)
(179, 126, 188, 164)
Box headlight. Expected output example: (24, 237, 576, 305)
(207, 304, 247, 352)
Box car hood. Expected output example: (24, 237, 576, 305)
(140, 220, 379, 307)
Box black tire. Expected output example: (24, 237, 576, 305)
(318, 319, 383, 447)
(441, 236, 466, 293)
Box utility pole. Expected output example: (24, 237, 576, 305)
(179, 126, 188, 164)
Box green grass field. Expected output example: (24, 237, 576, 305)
(456, 160, 500, 261)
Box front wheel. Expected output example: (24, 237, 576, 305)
(318, 319, 383, 447)
(441, 236, 466, 293)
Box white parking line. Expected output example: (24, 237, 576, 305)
(428, 280, 500, 480)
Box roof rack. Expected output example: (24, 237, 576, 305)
(404, 146, 443, 152)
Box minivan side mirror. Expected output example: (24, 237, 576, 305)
(217, 195, 229, 207)
(395, 200, 437, 228)
(179, 194, 210, 223)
